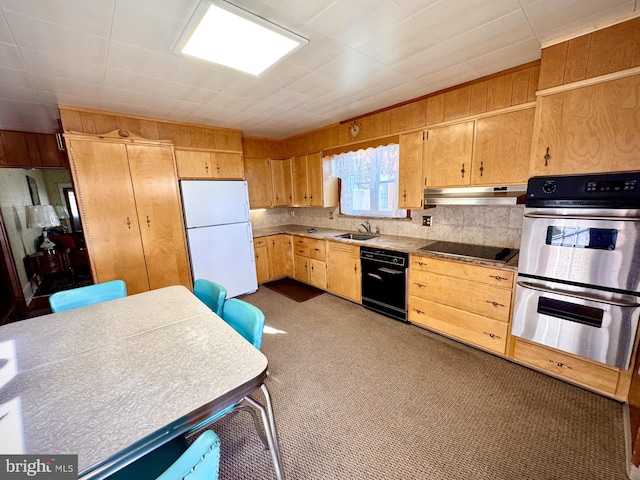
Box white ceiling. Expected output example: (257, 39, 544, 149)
(0, 0, 637, 139)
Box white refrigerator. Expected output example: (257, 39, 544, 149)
(180, 180, 258, 298)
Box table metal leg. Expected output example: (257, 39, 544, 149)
(246, 384, 284, 480)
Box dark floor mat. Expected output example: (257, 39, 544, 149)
(262, 278, 324, 302)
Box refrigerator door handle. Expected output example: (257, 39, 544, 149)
(248, 223, 256, 263)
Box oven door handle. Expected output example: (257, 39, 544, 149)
(377, 267, 404, 274)
(517, 281, 640, 307)
(366, 273, 383, 281)
(523, 213, 640, 222)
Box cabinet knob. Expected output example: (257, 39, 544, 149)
(403, 189, 407, 200)
(550, 360, 572, 370)
(479, 161, 484, 177)
(544, 147, 551, 167)
(205, 162, 209, 173)
(126, 217, 131, 229)
(146, 215, 151, 227)
(460, 163, 465, 178)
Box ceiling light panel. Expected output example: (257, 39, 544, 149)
(175, 0, 308, 76)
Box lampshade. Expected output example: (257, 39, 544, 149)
(54, 205, 70, 220)
(26, 205, 60, 229)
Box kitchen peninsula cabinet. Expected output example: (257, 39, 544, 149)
(271, 158, 293, 206)
(327, 242, 361, 302)
(66, 131, 191, 294)
(530, 74, 640, 176)
(408, 255, 514, 354)
(175, 148, 244, 179)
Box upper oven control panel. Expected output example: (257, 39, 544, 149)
(526, 171, 640, 208)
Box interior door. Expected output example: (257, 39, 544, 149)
(127, 145, 192, 290)
(67, 139, 149, 293)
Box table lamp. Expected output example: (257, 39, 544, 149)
(26, 205, 60, 251)
(54, 205, 70, 232)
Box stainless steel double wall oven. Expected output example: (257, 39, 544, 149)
(512, 171, 640, 369)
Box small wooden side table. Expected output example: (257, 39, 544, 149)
(25, 250, 74, 288)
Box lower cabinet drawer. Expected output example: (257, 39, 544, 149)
(513, 339, 619, 395)
(409, 296, 508, 354)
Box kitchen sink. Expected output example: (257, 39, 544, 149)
(335, 233, 377, 241)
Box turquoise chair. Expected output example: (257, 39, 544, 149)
(193, 279, 227, 317)
(221, 298, 265, 349)
(49, 280, 127, 313)
(189, 299, 267, 445)
(156, 430, 220, 480)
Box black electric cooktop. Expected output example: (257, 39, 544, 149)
(419, 241, 518, 263)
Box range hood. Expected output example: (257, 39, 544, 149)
(423, 185, 527, 206)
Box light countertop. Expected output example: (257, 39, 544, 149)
(252, 224, 519, 270)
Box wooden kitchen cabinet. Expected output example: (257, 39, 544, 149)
(0, 130, 67, 168)
(408, 255, 514, 354)
(472, 107, 535, 185)
(327, 242, 361, 303)
(175, 149, 244, 179)
(424, 121, 474, 187)
(268, 234, 293, 279)
(244, 156, 273, 208)
(293, 236, 310, 282)
(513, 338, 619, 395)
(66, 132, 191, 294)
(292, 152, 338, 207)
(530, 74, 640, 176)
(398, 130, 425, 209)
(271, 158, 293, 206)
(253, 237, 270, 284)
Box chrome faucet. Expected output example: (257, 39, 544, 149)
(359, 221, 371, 234)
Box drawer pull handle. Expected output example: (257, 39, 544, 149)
(126, 217, 131, 229)
(489, 275, 509, 281)
(146, 215, 151, 228)
(417, 261, 426, 266)
(486, 300, 505, 307)
(414, 283, 427, 288)
(413, 309, 424, 315)
(550, 360, 572, 370)
(483, 332, 501, 339)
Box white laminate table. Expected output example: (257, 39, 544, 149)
(0, 286, 283, 479)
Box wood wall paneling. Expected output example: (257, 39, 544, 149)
(564, 35, 591, 84)
(539, 42, 568, 90)
(25, 133, 41, 167)
(443, 85, 471, 121)
(511, 69, 530, 105)
(486, 74, 513, 110)
(1, 131, 30, 167)
(37, 134, 60, 167)
(426, 94, 445, 126)
(527, 65, 540, 102)
(586, 16, 640, 79)
(470, 81, 488, 115)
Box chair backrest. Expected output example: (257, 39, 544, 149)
(156, 430, 220, 480)
(193, 279, 227, 317)
(49, 280, 127, 313)
(221, 298, 265, 350)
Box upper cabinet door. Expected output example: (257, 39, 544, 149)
(398, 131, 424, 209)
(292, 155, 309, 206)
(126, 144, 191, 290)
(67, 139, 149, 293)
(306, 152, 324, 207)
(244, 156, 274, 209)
(211, 152, 244, 179)
(175, 150, 213, 178)
(271, 158, 293, 206)
(472, 108, 535, 185)
(530, 75, 640, 176)
(425, 121, 474, 187)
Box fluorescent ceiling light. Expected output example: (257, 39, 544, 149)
(176, 0, 308, 76)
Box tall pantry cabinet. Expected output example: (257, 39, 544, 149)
(65, 131, 192, 294)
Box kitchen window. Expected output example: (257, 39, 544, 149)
(331, 144, 407, 218)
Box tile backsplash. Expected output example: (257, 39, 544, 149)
(251, 205, 524, 248)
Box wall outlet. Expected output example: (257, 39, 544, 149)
(328, 211, 334, 220)
(422, 215, 432, 227)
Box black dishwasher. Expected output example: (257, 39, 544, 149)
(360, 246, 409, 322)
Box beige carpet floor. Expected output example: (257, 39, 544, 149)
(209, 287, 628, 480)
